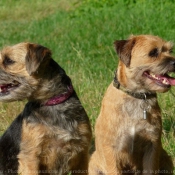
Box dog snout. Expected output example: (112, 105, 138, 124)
(159, 57, 175, 73)
(170, 59, 175, 66)
(168, 58, 175, 72)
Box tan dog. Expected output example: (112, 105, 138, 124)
(89, 35, 174, 175)
(0, 43, 92, 174)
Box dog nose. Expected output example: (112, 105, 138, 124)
(170, 60, 175, 66)
(169, 59, 175, 71)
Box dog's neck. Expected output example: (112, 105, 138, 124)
(113, 71, 156, 100)
(44, 84, 74, 106)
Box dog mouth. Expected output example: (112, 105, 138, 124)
(143, 71, 175, 87)
(0, 80, 20, 95)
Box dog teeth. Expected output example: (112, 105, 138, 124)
(162, 79, 166, 84)
(149, 73, 169, 85)
(150, 73, 159, 80)
(162, 79, 169, 85)
(150, 73, 156, 78)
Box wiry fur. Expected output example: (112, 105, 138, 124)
(89, 35, 174, 175)
(0, 43, 92, 175)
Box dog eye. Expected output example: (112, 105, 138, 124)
(149, 48, 158, 57)
(3, 56, 15, 66)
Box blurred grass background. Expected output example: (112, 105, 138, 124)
(0, 0, 175, 166)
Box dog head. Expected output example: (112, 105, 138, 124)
(114, 35, 175, 93)
(0, 42, 67, 102)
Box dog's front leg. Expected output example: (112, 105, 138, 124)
(17, 122, 43, 175)
(142, 143, 160, 175)
(89, 146, 119, 175)
(69, 150, 89, 175)
(18, 156, 39, 175)
(100, 146, 120, 175)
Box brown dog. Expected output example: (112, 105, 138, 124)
(0, 43, 92, 174)
(89, 35, 174, 175)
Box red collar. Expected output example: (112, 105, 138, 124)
(44, 85, 74, 106)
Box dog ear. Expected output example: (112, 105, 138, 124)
(114, 39, 135, 67)
(25, 44, 51, 76)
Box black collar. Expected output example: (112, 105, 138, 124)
(113, 71, 156, 100)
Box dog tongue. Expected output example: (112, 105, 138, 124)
(0, 84, 13, 93)
(157, 74, 175, 86)
(0, 85, 9, 92)
(144, 71, 175, 86)
(168, 77, 175, 85)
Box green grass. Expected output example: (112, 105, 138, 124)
(1, 0, 175, 167)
